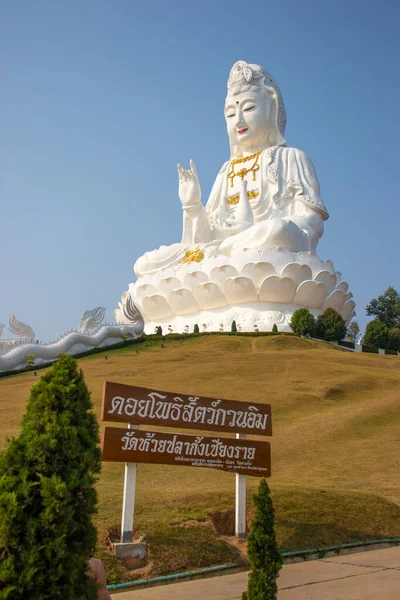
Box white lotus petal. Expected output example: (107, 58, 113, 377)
(242, 262, 276, 289)
(141, 295, 173, 320)
(314, 270, 337, 295)
(295, 252, 324, 277)
(259, 276, 295, 303)
(132, 275, 152, 289)
(193, 282, 227, 310)
(210, 265, 239, 288)
(281, 263, 312, 288)
(230, 249, 260, 271)
(183, 271, 209, 289)
(345, 292, 353, 302)
(323, 289, 346, 312)
(322, 260, 335, 274)
(341, 300, 356, 324)
(153, 268, 176, 287)
(135, 284, 159, 301)
(294, 281, 327, 308)
(121, 291, 129, 303)
(336, 271, 342, 283)
(336, 281, 349, 293)
(223, 277, 258, 305)
(202, 254, 230, 275)
(159, 277, 182, 296)
(168, 289, 199, 315)
(260, 248, 294, 273)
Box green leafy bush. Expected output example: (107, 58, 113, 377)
(315, 308, 347, 342)
(0, 354, 101, 599)
(193, 324, 199, 333)
(388, 328, 400, 351)
(363, 320, 390, 349)
(290, 308, 316, 336)
(231, 320, 237, 333)
(242, 479, 282, 600)
(272, 324, 278, 334)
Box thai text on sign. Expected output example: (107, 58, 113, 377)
(101, 382, 272, 436)
(102, 427, 271, 477)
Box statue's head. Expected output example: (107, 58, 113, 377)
(225, 61, 286, 157)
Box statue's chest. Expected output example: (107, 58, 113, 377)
(225, 168, 261, 210)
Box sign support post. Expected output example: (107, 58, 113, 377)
(235, 433, 247, 538)
(121, 424, 139, 543)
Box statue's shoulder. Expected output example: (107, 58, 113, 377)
(265, 145, 314, 166)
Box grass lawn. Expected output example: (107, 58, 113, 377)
(1, 334, 399, 583)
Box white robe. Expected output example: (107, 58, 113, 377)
(134, 145, 328, 277)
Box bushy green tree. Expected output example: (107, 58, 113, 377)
(363, 319, 390, 348)
(242, 479, 282, 600)
(193, 324, 199, 333)
(366, 286, 400, 329)
(272, 324, 278, 334)
(290, 308, 316, 336)
(156, 325, 163, 336)
(315, 308, 347, 342)
(388, 328, 400, 351)
(0, 354, 101, 600)
(231, 320, 237, 333)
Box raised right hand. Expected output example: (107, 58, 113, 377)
(177, 160, 201, 209)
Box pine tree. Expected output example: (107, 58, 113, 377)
(272, 324, 278, 334)
(242, 479, 282, 600)
(231, 320, 237, 333)
(194, 324, 200, 333)
(0, 354, 101, 600)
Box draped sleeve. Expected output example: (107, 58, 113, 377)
(275, 147, 329, 220)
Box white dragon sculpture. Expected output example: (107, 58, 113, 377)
(0, 298, 144, 372)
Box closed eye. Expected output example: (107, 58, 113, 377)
(226, 113, 235, 118)
(243, 106, 255, 112)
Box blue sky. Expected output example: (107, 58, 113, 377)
(2, 0, 399, 340)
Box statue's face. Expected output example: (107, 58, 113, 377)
(225, 90, 273, 152)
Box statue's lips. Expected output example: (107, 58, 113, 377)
(237, 128, 248, 134)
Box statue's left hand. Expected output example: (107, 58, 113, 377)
(178, 160, 201, 209)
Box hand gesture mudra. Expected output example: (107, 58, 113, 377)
(177, 160, 201, 209)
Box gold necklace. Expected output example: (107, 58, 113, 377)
(227, 151, 261, 187)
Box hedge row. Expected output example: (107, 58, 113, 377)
(338, 340, 355, 349)
(361, 344, 379, 354)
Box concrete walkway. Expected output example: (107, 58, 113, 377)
(111, 546, 400, 599)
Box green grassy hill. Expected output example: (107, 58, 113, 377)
(1, 335, 399, 583)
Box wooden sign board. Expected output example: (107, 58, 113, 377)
(102, 427, 271, 478)
(101, 382, 272, 436)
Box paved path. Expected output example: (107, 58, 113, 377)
(111, 546, 400, 599)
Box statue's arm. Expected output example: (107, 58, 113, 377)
(181, 203, 213, 244)
(178, 160, 213, 244)
(280, 148, 328, 251)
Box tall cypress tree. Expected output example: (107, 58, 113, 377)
(0, 354, 101, 600)
(242, 479, 282, 600)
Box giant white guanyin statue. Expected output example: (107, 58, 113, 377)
(115, 61, 355, 332)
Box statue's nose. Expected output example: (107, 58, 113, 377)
(235, 113, 245, 128)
